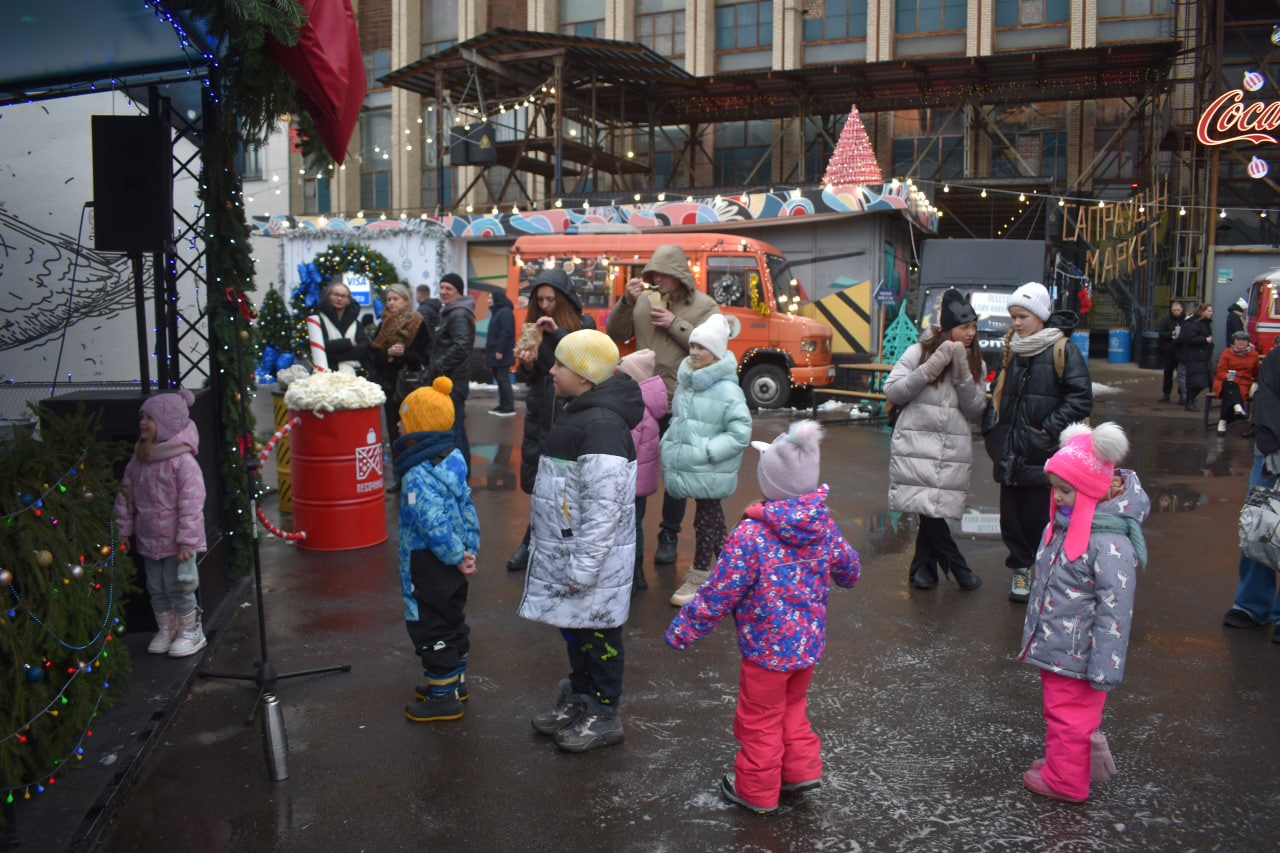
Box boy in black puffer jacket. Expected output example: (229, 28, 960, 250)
(982, 281, 1093, 603)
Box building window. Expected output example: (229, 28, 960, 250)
(995, 0, 1069, 26)
(360, 108, 392, 211)
(421, 167, 453, 210)
(636, 10, 685, 59)
(714, 120, 772, 188)
(894, 0, 965, 34)
(803, 0, 867, 42)
(1098, 0, 1172, 15)
(364, 50, 389, 91)
(890, 109, 963, 180)
(303, 177, 331, 215)
(422, 0, 457, 55)
(716, 1, 773, 50)
(560, 0, 604, 38)
(237, 141, 263, 181)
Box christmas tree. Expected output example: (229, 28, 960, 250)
(823, 104, 883, 187)
(256, 287, 301, 359)
(0, 407, 136, 813)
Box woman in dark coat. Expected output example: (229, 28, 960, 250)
(506, 268, 593, 571)
(370, 283, 431, 446)
(313, 280, 372, 374)
(982, 282, 1093, 604)
(1179, 303, 1215, 412)
(484, 290, 517, 415)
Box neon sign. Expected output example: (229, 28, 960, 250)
(1196, 89, 1280, 146)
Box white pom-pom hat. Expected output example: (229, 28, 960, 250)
(751, 419, 824, 501)
(1044, 422, 1130, 561)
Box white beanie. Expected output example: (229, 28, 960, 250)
(1232, 297, 1248, 312)
(689, 314, 732, 359)
(1007, 282, 1053, 322)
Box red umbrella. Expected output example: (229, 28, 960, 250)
(268, 0, 366, 164)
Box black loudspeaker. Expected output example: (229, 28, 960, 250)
(91, 115, 173, 253)
(449, 122, 498, 166)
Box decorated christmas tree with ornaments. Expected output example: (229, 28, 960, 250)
(0, 409, 135, 811)
(823, 104, 883, 187)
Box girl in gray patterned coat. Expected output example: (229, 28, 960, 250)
(519, 329, 644, 753)
(1020, 421, 1149, 803)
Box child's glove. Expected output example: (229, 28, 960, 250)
(176, 556, 199, 592)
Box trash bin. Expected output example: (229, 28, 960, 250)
(1138, 330, 1162, 370)
(1070, 330, 1091, 364)
(271, 390, 292, 513)
(288, 406, 387, 551)
(1107, 328, 1131, 364)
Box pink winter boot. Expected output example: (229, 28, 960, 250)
(147, 610, 177, 655)
(168, 608, 207, 658)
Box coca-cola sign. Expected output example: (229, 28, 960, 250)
(1197, 89, 1280, 146)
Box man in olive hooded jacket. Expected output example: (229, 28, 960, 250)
(606, 243, 721, 565)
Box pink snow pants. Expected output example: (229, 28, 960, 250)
(733, 659, 822, 810)
(1040, 669, 1107, 801)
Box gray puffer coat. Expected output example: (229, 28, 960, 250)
(1019, 469, 1149, 692)
(884, 335, 986, 519)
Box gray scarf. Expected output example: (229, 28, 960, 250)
(1009, 327, 1064, 358)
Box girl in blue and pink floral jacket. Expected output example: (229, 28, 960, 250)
(665, 421, 860, 814)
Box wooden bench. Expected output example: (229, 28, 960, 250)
(1202, 392, 1250, 430)
(811, 363, 892, 416)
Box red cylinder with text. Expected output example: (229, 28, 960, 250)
(288, 407, 386, 550)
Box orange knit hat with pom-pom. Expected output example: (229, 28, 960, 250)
(399, 376, 455, 433)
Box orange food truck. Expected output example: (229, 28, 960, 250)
(505, 233, 835, 408)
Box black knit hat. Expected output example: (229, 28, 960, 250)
(939, 289, 977, 331)
(440, 272, 465, 289)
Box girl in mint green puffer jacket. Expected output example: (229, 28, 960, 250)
(660, 315, 753, 606)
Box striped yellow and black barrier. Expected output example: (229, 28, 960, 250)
(798, 277, 873, 356)
(272, 392, 293, 512)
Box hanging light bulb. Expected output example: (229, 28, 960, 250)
(1019, 193, 1026, 202)
(980, 189, 987, 198)
(1262, 210, 1269, 219)
(1179, 206, 1187, 216)
(1220, 208, 1228, 218)
(1058, 197, 1065, 207)
(943, 184, 950, 192)
(1098, 199, 1105, 207)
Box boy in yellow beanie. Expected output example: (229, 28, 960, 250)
(395, 376, 481, 722)
(518, 329, 645, 751)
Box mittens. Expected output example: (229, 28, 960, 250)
(1089, 729, 1117, 783)
(176, 556, 199, 592)
(920, 347, 952, 381)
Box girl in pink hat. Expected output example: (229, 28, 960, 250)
(113, 390, 207, 658)
(1019, 422, 1149, 803)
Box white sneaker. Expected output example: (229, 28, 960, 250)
(1235, 404, 1248, 417)
(168, 608, 207, 658)
(1009, 567, 1031, 603)
(1218, 420, 1228, 436)
(669, 568, 710, 606)
(147, 610, 176, 655)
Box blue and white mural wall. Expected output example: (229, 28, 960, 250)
(0, 93, 204, 385)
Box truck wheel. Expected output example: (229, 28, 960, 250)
(742, 364, 789, 409)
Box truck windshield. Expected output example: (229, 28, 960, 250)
(766, 255, 802, 313)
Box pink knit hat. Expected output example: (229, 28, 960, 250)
(617, 349, 656, 382)
(140, 389, 195, 442)
(1043, 422, 1129, 561)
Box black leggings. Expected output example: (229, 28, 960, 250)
(692, 498, 727, 572)
(1000, 484, 1050, 570)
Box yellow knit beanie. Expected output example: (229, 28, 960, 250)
(399, 376, 456, 432)
(554, 329, 619, 386)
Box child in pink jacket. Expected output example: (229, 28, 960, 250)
(113, 390, 207, 658)
(618, 349, 667, 594)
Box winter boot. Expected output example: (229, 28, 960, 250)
(631, 554, 647, 596)
(670, 568, 710, 606)
(531, 678, 588, 735)
(405, 678, 464, 722)
(168, 608, 207, 658)
(507, 540, 530, 572)
(653, 529, 678, 564)
(909, 553, 938, 589)
(147, 610, 177, 655)
(553, 695, 624, 752)
(720, 773, 778, 814)
(416, 662, 468, 703)
(1008, 567, 1032, 603)
(948, 563, 983, 592)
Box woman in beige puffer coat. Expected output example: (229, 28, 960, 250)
(885, 289, 986, 592)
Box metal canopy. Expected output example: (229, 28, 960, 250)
(0, 1, 214, 106)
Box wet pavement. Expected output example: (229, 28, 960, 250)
(16, 363, 1280, 852)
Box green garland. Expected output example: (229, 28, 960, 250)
(310, 243, 399, 302)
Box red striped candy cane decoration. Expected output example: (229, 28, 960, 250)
(255, 416, 306, 541)
(305, 315, 329, 370)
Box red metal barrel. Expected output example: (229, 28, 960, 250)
(288, 407, 387, 550)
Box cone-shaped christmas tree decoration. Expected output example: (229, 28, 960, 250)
(823, 104, 883, 187)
